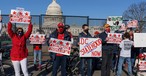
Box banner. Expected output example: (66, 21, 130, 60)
(10, 7, 30, 24)
(138, 61, 146, 71)
(134, 33, 146, 47)
(107, 33, 122, 44)
(79, 38, 102, 57)
(48, 38, 71, 56)
(29, 34, 46, 44)
(107, 16, 123, 33)
(127, 20, 138, 28)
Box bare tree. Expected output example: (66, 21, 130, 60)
(123, 2, 146, 31)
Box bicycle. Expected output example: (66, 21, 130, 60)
(0, 48, 14, 76)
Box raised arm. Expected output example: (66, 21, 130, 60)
(24, 23, 33, 39)
(7, 22, 15, 38)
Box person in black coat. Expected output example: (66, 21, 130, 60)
(99, 24, 114, 76)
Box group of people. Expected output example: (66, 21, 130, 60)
(0, 15, 146, 76)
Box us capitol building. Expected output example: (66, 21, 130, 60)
(17, 0, 103, 37)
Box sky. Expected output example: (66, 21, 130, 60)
(0, 0, 145, 19)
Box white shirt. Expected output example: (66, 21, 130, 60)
(119, 39, 133, 57)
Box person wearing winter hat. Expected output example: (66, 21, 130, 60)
(7, 20, 33, 76)
(47, 22, 71, 76)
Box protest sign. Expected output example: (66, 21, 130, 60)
(48, 38, 71, 56)
(134, 33, 146, 47)
(79, 38, 102, 57)
(119, 23, 127, 31)
(127, 20, 138, 28)
(107, 33, 122, 44)
(29, 34, 46, 44)
(107, 16, 123, 33)
(10, 7, 30, 24)
(138, 61, 146, 71)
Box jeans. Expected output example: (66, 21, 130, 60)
(52, 56, 67, 76)
(117, 57, 132, 76)
(80, 58, 92, 76)
(34, 50, 42, 65)
(101, 50, 113, 76)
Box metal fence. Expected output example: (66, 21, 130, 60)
(1, 14, 146, 33)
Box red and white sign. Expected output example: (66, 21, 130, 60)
(29, 34, 46, 44)
(107, 33, 122, 44)
(79, 38, 102, 57)
(138, 61, 146, 70)
(119, 23, 127, 31)
(10, 8, 31, 24)
(48, 38, 71, 56)
(127, 20, 138, 28)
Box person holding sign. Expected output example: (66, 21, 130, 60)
(33, 32, 42, 71)
(134, 53, 146, 76)
(99, 24, 114, 76)
(78, 24, 92, 76)
(47, 22, 71, 76)
(117, 32, 133, 76)
(7, 17, 32, 76)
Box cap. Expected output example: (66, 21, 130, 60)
(139, 53, 145, 58)
(57, 22, 64, 27)
(104, 24, 110, 28)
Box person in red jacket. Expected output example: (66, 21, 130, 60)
(7, 21, 33, 76)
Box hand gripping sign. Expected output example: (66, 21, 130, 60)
(10, 7, 31, 24)
(107, 33, 122, 44)
(79, 38, 102, 57)
(29, 34, 46, 44)
(48, 38, 71, 56)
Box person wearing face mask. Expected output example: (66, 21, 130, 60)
(99, 24, 114, 76)
(47, 22, 71, 76)
(7, 21, 33, 76)
(78, 24, 92, 76)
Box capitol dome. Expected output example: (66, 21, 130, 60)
(46, 0, 62, 15)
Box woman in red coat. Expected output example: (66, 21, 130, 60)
(7, 22, 33, 76)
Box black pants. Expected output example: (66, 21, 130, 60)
(101, 50, 113, 76)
